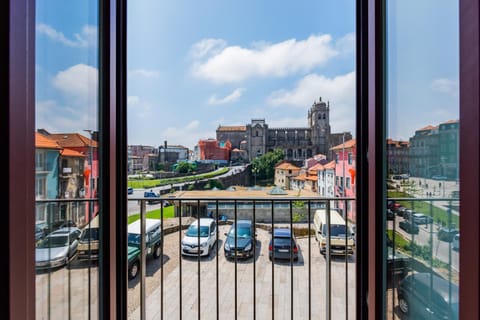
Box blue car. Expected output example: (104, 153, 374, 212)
(127, 187, 133, 195)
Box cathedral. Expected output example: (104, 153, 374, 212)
(216, 97, 352, 162)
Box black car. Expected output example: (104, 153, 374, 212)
(437, 226, 460, 242)
(224, 220, 255, 259)
(397, 273, 458, 319)
(386, 209, 395, 220)
(268, 228, 299, 262)
(386, 247, 410, 288)
(399, 220, 419, 234)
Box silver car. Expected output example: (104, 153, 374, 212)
(35, 227, 81, 269)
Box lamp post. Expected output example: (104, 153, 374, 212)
(84, 130, 95, 221)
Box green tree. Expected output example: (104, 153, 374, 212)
(175, 161, 194, 173)
(252, 149, 284, 181)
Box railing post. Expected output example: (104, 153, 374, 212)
(140, 199, 146, 320)
(326, 200, 331, 320)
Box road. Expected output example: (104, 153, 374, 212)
(127, 166, 246, 216)
(388, 218, 459, 272)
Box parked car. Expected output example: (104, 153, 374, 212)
(77, 215, 100, 260)
(387, 200, 402, 212)
(411, 213, 433, 225)
(386, 247, 410, 288)
(403, 209, 416, 221)
(399, 220, 419, 234)
(35, 221, 49, 241)
(268, 228, 299, 262)
(452, 233, 460, 251)
(35, 227, 81, 269)
(127, 218, 162, 279)
(397, 272, 458, 319)
(437, 226, 459, 242)
(181, 218, 217, 257)
(224, 219, 255, 259)
(386, 209, 395, 221)
(395, 206, 407, 217)
(127, 187, 133, 195)
(144, 190, 161, 204)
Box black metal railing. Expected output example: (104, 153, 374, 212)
(127, 196, 356, 320)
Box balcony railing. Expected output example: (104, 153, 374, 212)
(34, 196, 459, 319)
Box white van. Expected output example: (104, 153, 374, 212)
(313, 209, 355, 256)
(77, 214, 100, 260)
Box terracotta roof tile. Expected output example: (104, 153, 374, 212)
(47, 133, 98, 148)
(323, 160, 336, 169)
(217, 126, 247, 132)
(330, 139, 356, 151)
(35, 133, 62, 149)
(60, 148, 86, 157)
(275, 162, 300, 170)
(440, 119, 459, 125)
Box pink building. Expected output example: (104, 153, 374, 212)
(330, 139, 356, 222)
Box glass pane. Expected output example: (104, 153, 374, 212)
(128, 1, 355, 319)
(386, 1, 459, 319)
(35, 1, 99, 319)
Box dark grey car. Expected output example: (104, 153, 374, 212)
(268, 228, 299, 262)
(224, 220, 255, 259)
(397, 272, 458, 319)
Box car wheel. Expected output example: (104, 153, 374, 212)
(153, 245, 161, 259)
(128, 261, 140, 280)
(398, 296, 409, 314)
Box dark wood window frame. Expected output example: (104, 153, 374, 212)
(1, 0, 478, 319)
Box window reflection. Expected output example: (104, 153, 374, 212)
(386, 0, 459, 318)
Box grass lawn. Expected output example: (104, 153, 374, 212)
(386, 229, 410, 249)
(128, 206, 175, 224)
(388, 191, 459, 227)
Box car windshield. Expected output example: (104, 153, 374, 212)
(81, 228, 99, 241)
(128, 233, 141, 245)
(186, 225, 210, 237)
(37, 235, 69, 248)
(322, 224, 351, 237)
(228, 226, 252, 238)
(272, 237, 293, 246)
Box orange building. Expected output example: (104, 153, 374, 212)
(198, 139, 232, 161)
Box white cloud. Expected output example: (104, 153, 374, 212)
(53, 64, 98, 106)
(335, 32, 355, 56)
(268, 117, 308, 128)
(208, 88, 245, 105)
(189, 38, 227, 59)
(36, 100, 97, 133)
(37, 23, 97, 48)
(267, 72, 356, 133)
(191, 34, 340, 83)
(431, 78, 458, 96)
(129, 69, 159, 79)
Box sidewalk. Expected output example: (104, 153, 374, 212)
(402, 176, 460, 216)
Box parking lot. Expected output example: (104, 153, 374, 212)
(35, 223, 356, 320)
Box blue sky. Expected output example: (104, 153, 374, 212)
(35, 0, 458, 149)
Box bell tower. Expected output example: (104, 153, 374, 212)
(308, 97, 331, 155)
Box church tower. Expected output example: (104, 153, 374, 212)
(308, 97, 331, 155)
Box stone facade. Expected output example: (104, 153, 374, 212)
(216, 98, 352, 162)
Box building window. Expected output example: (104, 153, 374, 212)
(335, 154, 339, 164)
(36, 151, 45, 171)
(346, 177, 351, 189)
(35, 177, 46, 199)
